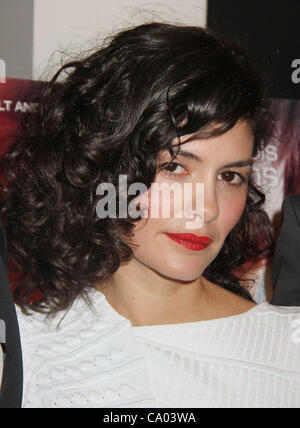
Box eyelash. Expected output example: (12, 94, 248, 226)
(158, 162, 248, 187)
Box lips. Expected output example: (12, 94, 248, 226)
(165, 233, 212, 251)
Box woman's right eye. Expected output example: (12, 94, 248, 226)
(158, 162, 186, 175)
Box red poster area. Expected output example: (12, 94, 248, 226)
(235, 98, 300, 302)
(0, 78, 41, 156)
(0, 78, 43, 302)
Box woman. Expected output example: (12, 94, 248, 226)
(1, 22, 300, 408)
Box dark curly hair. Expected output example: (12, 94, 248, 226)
(0, 22, 274, 315)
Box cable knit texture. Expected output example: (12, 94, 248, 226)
(16, 289, 300, 408)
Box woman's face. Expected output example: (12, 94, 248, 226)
(131, 120, 254, 281)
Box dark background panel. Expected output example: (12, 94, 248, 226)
(207, 0, 300, 99)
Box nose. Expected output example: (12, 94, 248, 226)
(203, 183, 219, 224)
(184, 180, 219, 225)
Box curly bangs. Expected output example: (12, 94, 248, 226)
(0, 22, 274, 314)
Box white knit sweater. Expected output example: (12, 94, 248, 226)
(16, 288, 300, 408)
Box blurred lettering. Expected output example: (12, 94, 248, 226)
(0, 319, 5, 343)
(0, 59, 6, 84)
(291, 319, 300, 344)
(291, 59, 300, 84)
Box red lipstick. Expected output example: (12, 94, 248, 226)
(165, 233, 212, 251)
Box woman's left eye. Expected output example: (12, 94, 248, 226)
(218, 171, 245, 185)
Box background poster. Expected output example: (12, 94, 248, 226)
(0, 78, 40, 158)
(208, 0, 300, 302)
(0, 78, 42, 299)
(246, 98, 300, 301)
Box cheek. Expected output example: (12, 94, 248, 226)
(220, 190, 247, 235)
(130, 217, 166, 267)
(132, 183, 181, 221)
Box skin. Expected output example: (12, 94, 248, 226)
(96, 120, 257, 326)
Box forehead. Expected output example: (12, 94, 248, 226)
(164, 120, 255, 161)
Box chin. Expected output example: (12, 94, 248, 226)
(134, 250, 212, 282)
(148, 259, 206, 282)
(166, 271, 203, 282)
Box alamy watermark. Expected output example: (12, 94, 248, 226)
(0, 319, 5, 343)
(291, 59, 300, 84)
(96, 175, 205, 229)
(291, 319, 300, 344)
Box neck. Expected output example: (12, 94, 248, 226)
(95, 257, 214, 326)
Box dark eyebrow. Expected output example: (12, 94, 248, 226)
(223, 160, 253, 168)
(173, 149, 253, 168)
